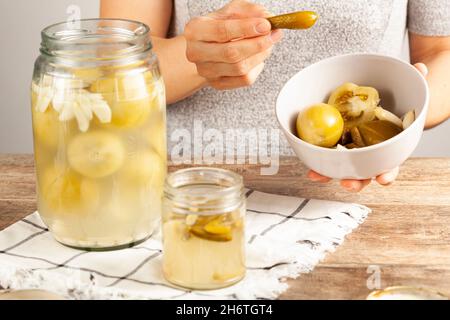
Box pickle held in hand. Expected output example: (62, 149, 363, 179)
(296, 83, 416, 149)
(267, 11, 318, 30)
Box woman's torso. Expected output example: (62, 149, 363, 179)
(167, 0, 409, 158)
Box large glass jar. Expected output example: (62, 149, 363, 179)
(31, 19, 166, 250)
(162, 168, 246, 289)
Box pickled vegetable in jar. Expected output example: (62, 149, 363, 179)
(162, 168, 246, 290)
(31, 19, 166, 250)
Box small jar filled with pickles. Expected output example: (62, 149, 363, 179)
(31, 19, 166, 250)
(162, 168, 246, 290)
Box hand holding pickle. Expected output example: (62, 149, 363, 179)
(184, 0, 283, 90)
(184, 1, 319, 90)
(267, 11, 318, 30)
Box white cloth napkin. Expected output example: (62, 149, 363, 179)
(0, 189, 370, 299)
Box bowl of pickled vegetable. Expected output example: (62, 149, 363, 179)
(276, 53, 429, 179)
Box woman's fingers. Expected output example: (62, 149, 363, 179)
(186, 29, 282, 63)
(307, 170, 332, 183)
(196, 48, 272, 78)
(209, 63, 265, 90)
(184, 1, 279, 90)
(340, 179, 372, 192)
(340, 167, 399, 191)
(375, 167, 399, 185)
(185, 16, 271, 42)
(308, 167, 399, 191)
(308, 170, 372, 192)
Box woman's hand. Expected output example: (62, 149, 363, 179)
(307, 63, 429, 192)
(184, 0, 282, 90)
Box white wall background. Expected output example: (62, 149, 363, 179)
(0, 0, 99, 153)
(0, 0, 448, 156)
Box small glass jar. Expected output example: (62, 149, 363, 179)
(31, 19, 166, 250)
(162, 168, 246, 290)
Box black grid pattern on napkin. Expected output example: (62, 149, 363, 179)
(247, 199, 310, 244)
(0, 190, 365, 299)
(0, 218, 171, 290)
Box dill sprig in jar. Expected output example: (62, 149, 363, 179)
(162, 167, 246, 290)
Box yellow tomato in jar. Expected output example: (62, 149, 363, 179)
(143, 110, 167, 157)
(72, 67, 104, 83)
(39, 166, 100, 214)
(89, 71, 155, 129)
(296, 103, 344, 148)
(31, 88, 78, 149)
(67, 131, 125, 179)
(118, 149, 166, 187)
(31, 107, 60, 148)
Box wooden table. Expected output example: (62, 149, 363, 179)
(1, 154, 449, 299)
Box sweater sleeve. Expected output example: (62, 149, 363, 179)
(408, 0, 450, 36)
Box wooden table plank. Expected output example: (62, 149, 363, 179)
(1, 154, 449, 299)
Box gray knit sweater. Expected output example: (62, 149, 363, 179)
(167, 0, 450, 158)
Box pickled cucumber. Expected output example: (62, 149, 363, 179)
(190, 226, 233, 242)
(357, 120, 402, 146)
(350, 127, 366, 148)
(204, 217, 232, 235)
(268, 11, 318, 30)
(177, 214, 238, 242)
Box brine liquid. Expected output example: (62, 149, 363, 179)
(31, 67, 166, 249)
(162, 208, 246, 289)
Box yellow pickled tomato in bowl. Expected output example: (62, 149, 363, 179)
(296, 103, 344, 148)
(40, 166, 100, 214)
(328, 83, 380, 118)
(119, 149, 166, 187)
(90, 71, 154, 128)
(67, 131, 125, 178)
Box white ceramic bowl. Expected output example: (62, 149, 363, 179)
(276, 53, 429, 179)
